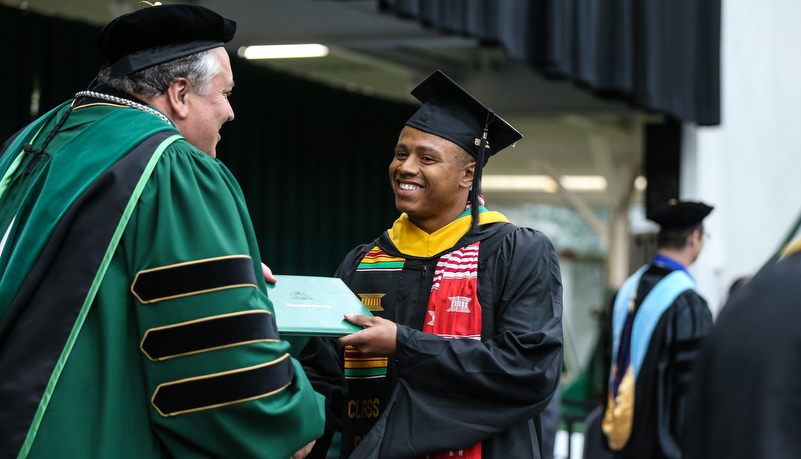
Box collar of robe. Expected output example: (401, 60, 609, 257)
(387, 208, 509, 258)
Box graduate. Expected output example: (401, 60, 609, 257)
(301, 70, 564, 459)
(0, 4, 323, 458)
(602, 200, 714, 459)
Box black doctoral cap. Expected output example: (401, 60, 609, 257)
(95, 2, 236, 78)
(405, 70, 524, 227)
(647, 199, 714, 232)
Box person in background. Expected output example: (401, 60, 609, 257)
(602, 200, 714, 459)
(726, 275, 752, 301)
(301, 70, 563, 459)
(0, 4, 323, 458)
(684, 236, 801, 459)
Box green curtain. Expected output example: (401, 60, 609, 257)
(0, 5, 105, 140)
(0, 4, 415, 276)
(223, 60, 414, 276)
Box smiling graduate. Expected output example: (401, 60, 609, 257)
(300, 70, 564, 459)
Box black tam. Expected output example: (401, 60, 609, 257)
(647, 199, 713, 231)
(95, 4, 236, 78)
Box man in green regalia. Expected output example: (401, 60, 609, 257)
(0, 4, 323, 458)
(300, 70, 563, 459)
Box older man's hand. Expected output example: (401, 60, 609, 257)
(261, 262, 277, 284)
(290, 440, 315, 459)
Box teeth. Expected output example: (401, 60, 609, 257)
(399, 183, 421, 191)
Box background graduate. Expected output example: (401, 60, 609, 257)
(602, 200, 714, 459)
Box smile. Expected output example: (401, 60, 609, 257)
(398, 183, 422, 191)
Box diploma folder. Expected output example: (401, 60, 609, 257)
(268, 275, 373, 337)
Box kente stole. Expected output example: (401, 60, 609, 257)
(343, 208, 507, 458)
(602, 265, 695, 450)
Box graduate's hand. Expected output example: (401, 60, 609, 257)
(289, 440, 315, 459)
(338, 315, 397, 357)
(261, 262, 277, 284)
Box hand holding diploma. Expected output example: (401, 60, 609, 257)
(289, 440, 316, 459)
(338, 314, 397, 357)
(261, 262, 277, 284)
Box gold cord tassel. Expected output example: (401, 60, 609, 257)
(602, 365, 636, 450)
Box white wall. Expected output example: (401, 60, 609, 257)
(685, 0, 801, 313)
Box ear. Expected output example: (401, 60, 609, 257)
(689, 228, 702, 247)
(166, 78, 191, 120)
(460, 161, 476, 189)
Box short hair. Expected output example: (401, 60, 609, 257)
(455, 145, 475, 167)
(97, 49, 221, 99)
(658, 225, 702, 250)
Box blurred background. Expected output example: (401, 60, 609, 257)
(3, 1, 801, 457)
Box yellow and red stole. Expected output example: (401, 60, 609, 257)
(418, 240, 483, 459)
(386, 209, 507, 459)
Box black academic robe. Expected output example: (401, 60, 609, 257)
(301, 221, 563, 459)
(606, 265, 713, 459)
(684, 251, 801, 459)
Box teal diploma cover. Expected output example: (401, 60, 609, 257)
(268, 275, 374, 337)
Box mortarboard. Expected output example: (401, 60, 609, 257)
(647, 199, 714, 231)
(405, 70, 523, 227)
(406, 70, 523, 165)
(95, 3, 236, 78)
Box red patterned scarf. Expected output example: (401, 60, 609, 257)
(420, 241, 483, 459)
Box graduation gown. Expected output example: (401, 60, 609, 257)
(301, 211, 563, 459)
(684, 250, 801, 459)
(0, 93, 324, 458)
(603, 264, 713, 459)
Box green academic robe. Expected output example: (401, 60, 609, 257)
(0, 96, 324, 458)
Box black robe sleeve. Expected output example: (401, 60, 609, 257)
(352, 228, 563, 459)
(684, 252, 801, 459)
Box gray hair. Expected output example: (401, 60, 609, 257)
(97, 49, 222, 99)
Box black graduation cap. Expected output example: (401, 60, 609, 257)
(406, 70, 523, 164)
(405, 70, 523, 226)
(647, 199, 714, 231)
(95, 3, 236, 78)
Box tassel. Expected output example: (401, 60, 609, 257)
(469, 110, 495, 230)
(22, 143, 47, 175)
(21, 102, 75, 175)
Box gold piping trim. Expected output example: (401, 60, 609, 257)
(140, 309, 277, 360)
(73, 102, 128, 110)
(144, 338, 279, 362)
(131, 255, 257, 304)
(136, 284, 258, 304)
(151, 353, 292, 417)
